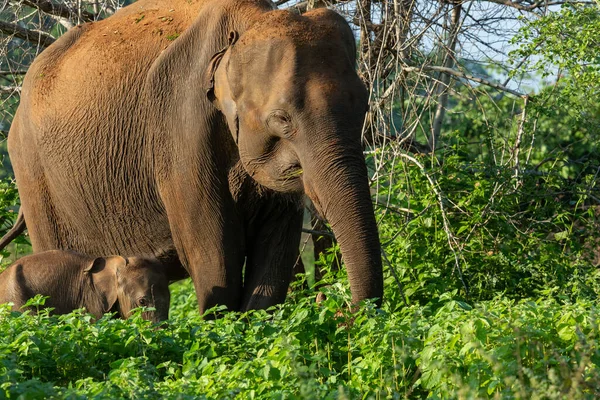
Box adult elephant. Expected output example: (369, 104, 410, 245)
(7, 0, 383, 313)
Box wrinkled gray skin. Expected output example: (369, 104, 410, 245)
(0, 250, 170, 322)
(7, 0, 383, 313)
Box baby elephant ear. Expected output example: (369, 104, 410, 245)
(85, 256, 126, 313)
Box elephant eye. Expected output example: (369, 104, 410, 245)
(138, 297, 149, 307)
(266, 110, 293, 136)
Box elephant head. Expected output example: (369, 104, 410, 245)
(205, 8, 383, 305)
(84, 256, 170, 322)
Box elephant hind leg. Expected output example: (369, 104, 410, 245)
(17, 179, 67, 251)
(10, 145, 66, 251)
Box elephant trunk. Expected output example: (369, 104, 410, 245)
(302, 144, 383, 306)
(143, 310, 165, 324)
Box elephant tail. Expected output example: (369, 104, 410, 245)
(0, 208, 26, 251)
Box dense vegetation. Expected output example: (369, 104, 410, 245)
(0, 1, 599, 398)
(0, 280, 597, 398)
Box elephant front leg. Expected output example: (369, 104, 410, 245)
(241, 196, 304, 310)
(160, 184, 245, 314)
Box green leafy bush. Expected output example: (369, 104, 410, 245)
(373, 146, 600, 306)
(0, 280, 598, 398)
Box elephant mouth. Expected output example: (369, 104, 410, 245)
(276, 164, 304, 191)
(280, 164, 303, 180)
(242, 155, 304, 193)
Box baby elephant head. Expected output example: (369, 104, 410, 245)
(84, 256, 170, 322)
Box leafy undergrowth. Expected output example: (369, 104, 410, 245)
(0, 276, 598, 399)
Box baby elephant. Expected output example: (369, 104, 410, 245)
(0, 250, 170, 322)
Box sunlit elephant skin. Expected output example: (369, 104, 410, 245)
(7, 0, 383, 313)
(0, 250, 170, 321)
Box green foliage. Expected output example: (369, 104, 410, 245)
(511, 4, 600, 146)
(373, 142, 599, 306)
(0, 179, 29, 262)
(376, 5, 600, 306)
(512, 4, 600, 96)
(0, 281, 598, 398)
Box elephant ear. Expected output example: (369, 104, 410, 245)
(204, 31, 241, 144)
(84, 256, 125, 313)
(204, 30, 239, 104)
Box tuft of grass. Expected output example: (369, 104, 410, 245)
(166, 33, 179, 41)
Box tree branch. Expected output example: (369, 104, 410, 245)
(286, 0, 351, 13)
(0, 85, 21, 93)
(481, 0, 596, 11)
(430, 3, 463, 151)
(352, 17, 383, 32)
(401, 65, 527, 98)
(21, 0, 97, 22)
(482, 0, 544, 11)
(0, 70, 28, 76)
(376, 63, 526, 110)
(511, 95, 529, 186)
(287, 1, 308, 12)
(0, 21, 55, 47)
(302, 228, 335, 238)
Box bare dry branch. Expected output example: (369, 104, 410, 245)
(482, 0, 544, 11)
(21, 0, 98, 22)
(0, 70, 28, 76)
(402, 65, 527, 98)
(512, 95, 529, 185)
(352, 16, 383, 32)
(430, 3, 463, 151)
(287, 1, 308, 12)
(302, 228, 335, 238)
(0, 20, 55, 47)
(480, 0, 595, 11)
(286, 0, 352, 13)
(0, 85, 22, 93)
